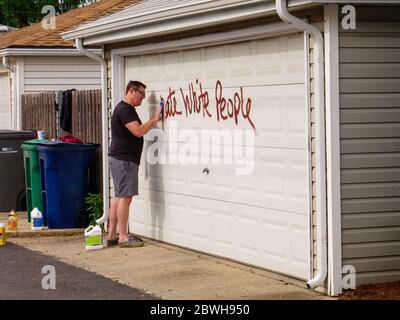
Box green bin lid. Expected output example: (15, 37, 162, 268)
(21, 139, 50, 151)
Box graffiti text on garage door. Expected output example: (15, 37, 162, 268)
(161, 79, 256, 131)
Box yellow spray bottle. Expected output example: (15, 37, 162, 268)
(0, 223, 6, 246)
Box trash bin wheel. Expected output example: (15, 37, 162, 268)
(16, 190, 27, 212)
(75, 207, 90, 228)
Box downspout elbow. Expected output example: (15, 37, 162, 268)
(75, 38, 110, 227)
(2, 56, 15, 72)
(75, 38, 106, 68)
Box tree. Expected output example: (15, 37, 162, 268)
(0, 0, 94, 28)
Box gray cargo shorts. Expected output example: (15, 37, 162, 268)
(109, 156, 139, 197)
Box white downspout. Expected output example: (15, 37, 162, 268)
(2, 56, 17, 130)
(275, 0, 327, 289)
(75, 38, 110, 226)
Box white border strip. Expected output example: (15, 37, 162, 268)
(111, 54, 124, 108)
(16, 57, 24, 130)
(112, 22, 300, 56)
(324, 3, 342, 296)
(304, 31, 314, 281)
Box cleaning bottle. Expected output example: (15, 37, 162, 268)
(85, 225, 103, 250)
(0, 223, 6, 246)
(31, 208, 43, 231)
(7, 209, 18, 231)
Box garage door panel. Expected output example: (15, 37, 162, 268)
(139, 147, 308, 214)
(126, 34, 310, 279)
(130, 190, 309, 279)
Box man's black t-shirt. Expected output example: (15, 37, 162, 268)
(108, 100, 144, 165)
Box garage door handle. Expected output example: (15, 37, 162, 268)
(202, 168, 210, 175)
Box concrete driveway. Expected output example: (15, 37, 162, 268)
(8, 235, 333, 300)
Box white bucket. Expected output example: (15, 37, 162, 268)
(31, 208, 43, 231)
(85, 225, 103, 250)
(37, 130, 46, 140)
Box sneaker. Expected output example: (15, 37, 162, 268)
(118, 235, 144, 248)
(106, 237, 119, 247)
(128, 234, 143, 242)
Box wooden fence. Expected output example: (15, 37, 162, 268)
(71, 90, 103, 191)
(21, 92, 57, 139)
(21, 89, 103, 191)
(71, 90, 102, 146)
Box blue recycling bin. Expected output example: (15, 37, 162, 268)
(37, 142, 98, 229)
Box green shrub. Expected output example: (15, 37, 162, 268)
(84, 193, 104, 231)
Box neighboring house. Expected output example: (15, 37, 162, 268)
(63, 0, 400, 296)
(0, 0, 139, 130)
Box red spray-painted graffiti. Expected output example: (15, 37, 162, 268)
(180, 79, 212, 118)
(215, 80, 255, 131)
(160, 79, 256, 130)
(164, 87, 182, 118)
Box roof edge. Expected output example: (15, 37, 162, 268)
(0, 48, 102, 57)
(62, 0, 314, 45)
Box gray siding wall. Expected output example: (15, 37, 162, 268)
(24, 56, 101, 92)
(339, 6, 400, 285)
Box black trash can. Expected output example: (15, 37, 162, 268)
(0, 130, 36, 212)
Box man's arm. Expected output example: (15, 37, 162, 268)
(125, 110, 161, 138)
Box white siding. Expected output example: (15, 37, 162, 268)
(0, 70, 11, 129)
(23, 56, 101, 92)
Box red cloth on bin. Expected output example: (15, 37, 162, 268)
(59, 133, 84, 144)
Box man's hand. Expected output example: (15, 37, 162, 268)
(152, 109, 162, 122)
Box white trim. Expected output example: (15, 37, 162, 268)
(111, 55, 124, 107)
(112, 22, 301, 57)
(304, 31, 314, 281)
(6, 58, 18, 130)
(314, 0, 400, 3)
(0, 48, 102, 57)
(324, 3, 342, 296)
(16, 57, 24, 130)
(3, 56, 17, 130)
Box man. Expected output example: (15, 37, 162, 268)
(107, 80, 161, 247)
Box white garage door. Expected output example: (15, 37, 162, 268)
(0, 72, 11, 129)
(125, 34, 311, 279)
